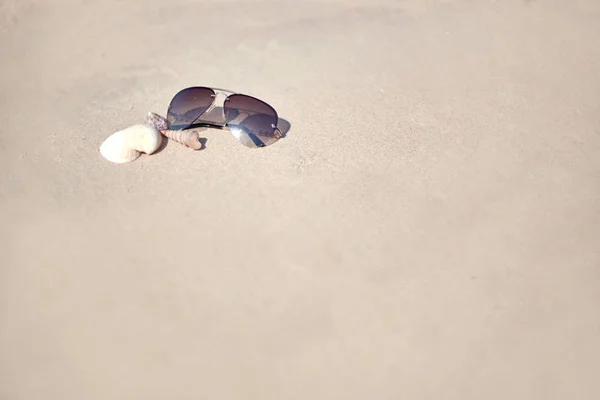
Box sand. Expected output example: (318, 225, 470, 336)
(1, 0, 599, 398)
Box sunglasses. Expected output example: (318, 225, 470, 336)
(165, 86, 283, 148)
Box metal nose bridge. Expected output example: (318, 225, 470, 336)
(205, 91, 229, 115)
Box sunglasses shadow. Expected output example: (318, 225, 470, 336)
(277, 118, 292, 138)
(187, 106, 292, 148)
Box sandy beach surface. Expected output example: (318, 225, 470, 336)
(1, 0, 599, 398)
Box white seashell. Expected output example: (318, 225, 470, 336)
(99, 124, 162, 163)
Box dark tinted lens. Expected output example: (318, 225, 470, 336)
(224, 94, 279, 148)
(167, 87, 215, 130)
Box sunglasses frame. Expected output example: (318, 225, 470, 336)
(166, 86, 283, 147)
